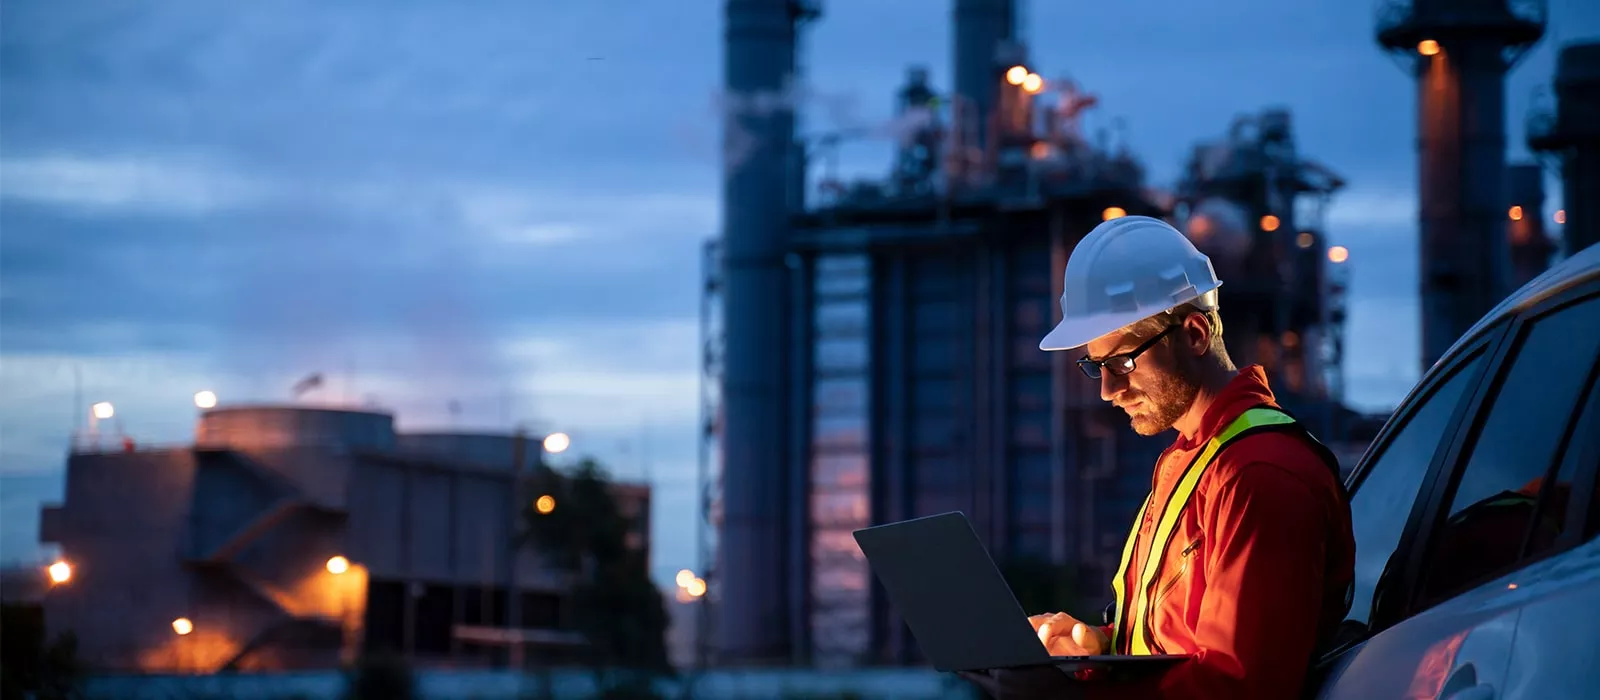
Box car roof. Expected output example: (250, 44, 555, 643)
(1434, 242, 1600, 370)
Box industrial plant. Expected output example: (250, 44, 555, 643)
(700, 0, 1596, 669)
(30, 404, 651, 673)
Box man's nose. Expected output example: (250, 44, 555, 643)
(1100, 371, 1127, 402)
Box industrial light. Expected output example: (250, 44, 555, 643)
(686, 577, 707, 598)
(1509, 205, 1523, 221)
(676, 569, 696, 588)
(1296, 232, 1315, 249)
(1328, 246, 1350, 264)
(543, 432, 571, 454)
(1102, 206, 1127, 221)
(1005, 65, 1029, 86)
(194, 391, 217, 409)
(1021, 73, 1044, 94)
(48, 560, 72, 584)
(326, 556, 349, 575)
(92, 402, 115, 420)
(1554, 209, 1566, 225)
(536, 494, 557, 515)
(1260, 215, 1281, 232)
(172, 618, 194, 636)
(1418, 40, 1440, 56)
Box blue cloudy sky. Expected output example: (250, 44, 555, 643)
(3, 0, 1598, 586)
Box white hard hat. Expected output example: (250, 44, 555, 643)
(1039, 215, 1223, 351)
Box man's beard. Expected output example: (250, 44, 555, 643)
(1120, 358, 1201, 436)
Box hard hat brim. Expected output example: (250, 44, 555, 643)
(1038, 307, 1170, 352)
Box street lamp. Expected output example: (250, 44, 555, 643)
(542, 432, 571, 454)
(48, 560, 72, 584)
(194, 391, 217, 409)
(326, 556, 350, 575)
(92, 402, 114, 420)
(535, 494, 557, 515)
(172, 617, 193, 635)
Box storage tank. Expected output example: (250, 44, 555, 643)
(395, 432, 541, 471)
(196, 406, 396, 452)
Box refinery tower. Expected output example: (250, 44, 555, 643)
(694, 0, 1561, 668)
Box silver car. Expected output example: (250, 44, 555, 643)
(1310, 241, 1600, 698)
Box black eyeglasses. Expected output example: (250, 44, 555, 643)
(1076, 325, 1178, 379)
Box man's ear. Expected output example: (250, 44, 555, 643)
(1181, 312, 1212, 356)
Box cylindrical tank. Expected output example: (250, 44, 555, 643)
(720, 0, 801, 664)
(196, 406, 396, 452)
(395, 433, 541, 471)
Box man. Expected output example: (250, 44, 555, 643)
(963, 215, 1355, 699)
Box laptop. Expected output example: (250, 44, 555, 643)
(853, 511, 1188, 674)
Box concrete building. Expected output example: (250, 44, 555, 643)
(36, 405, 650, 673)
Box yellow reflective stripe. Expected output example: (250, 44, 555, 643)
(1113, 407, 1297, 655)
(1109, 493, 1152, 652)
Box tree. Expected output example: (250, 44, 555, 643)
(523, 458, 671, 695)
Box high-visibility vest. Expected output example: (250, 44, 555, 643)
(1108, 406, 1342, 655)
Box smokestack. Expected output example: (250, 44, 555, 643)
(1505, 163, 1554, 288)
(718, 0, 806, 664)
(952, 0, 1017, 181)
(1376, 0, 1544, 371)
(1530, 41, 1600, 258)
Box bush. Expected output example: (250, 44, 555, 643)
(1, 604, 84, 700)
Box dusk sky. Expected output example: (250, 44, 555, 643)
(3, 0, 1598, 587)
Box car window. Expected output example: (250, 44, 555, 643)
(1415, 296, 1600, 604)
(1344, 351, 1487, 628)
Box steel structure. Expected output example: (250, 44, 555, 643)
(1375, 0, 1547, 370)
(1529, 41, 1600, 257)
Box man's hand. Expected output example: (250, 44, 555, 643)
(1028, 613, 1109, 656)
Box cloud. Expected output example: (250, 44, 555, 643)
(0, 153, 263, 215)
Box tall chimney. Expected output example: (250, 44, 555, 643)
(952, 0, 1017, 181)
(1505, 163, 1554, 288)
(718, 0, 806, 664)
(1376, 0, 1543, 370)
(1530, 41, 1600, 258)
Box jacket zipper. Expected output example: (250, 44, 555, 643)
(1153, 536, 1204, 606)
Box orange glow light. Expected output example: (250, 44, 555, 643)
(686, 577, 707, 597)
(1022, 73, 1044, 94)
(48, 560, 71, 584)
(1102, 206, 1127, 221)
(1509, 205, 1523, 221)
(536, 494, 557, 515)
(1328, 245, 1350, 264)
(1005, 65, 1029, 86)
(1418, 40, 1440, 56)
(1260, 215, 1281, 232)
(326, 556, 349, 575)
(172, 618, 194, 636)
(1554, 209, 1566, 225)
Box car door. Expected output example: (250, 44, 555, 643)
(1393, 283, 1600, 699)
(1487, 286, 1600, 697)
(1308, 331, 1505, 699)
(1315, 282, 1600, 699)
